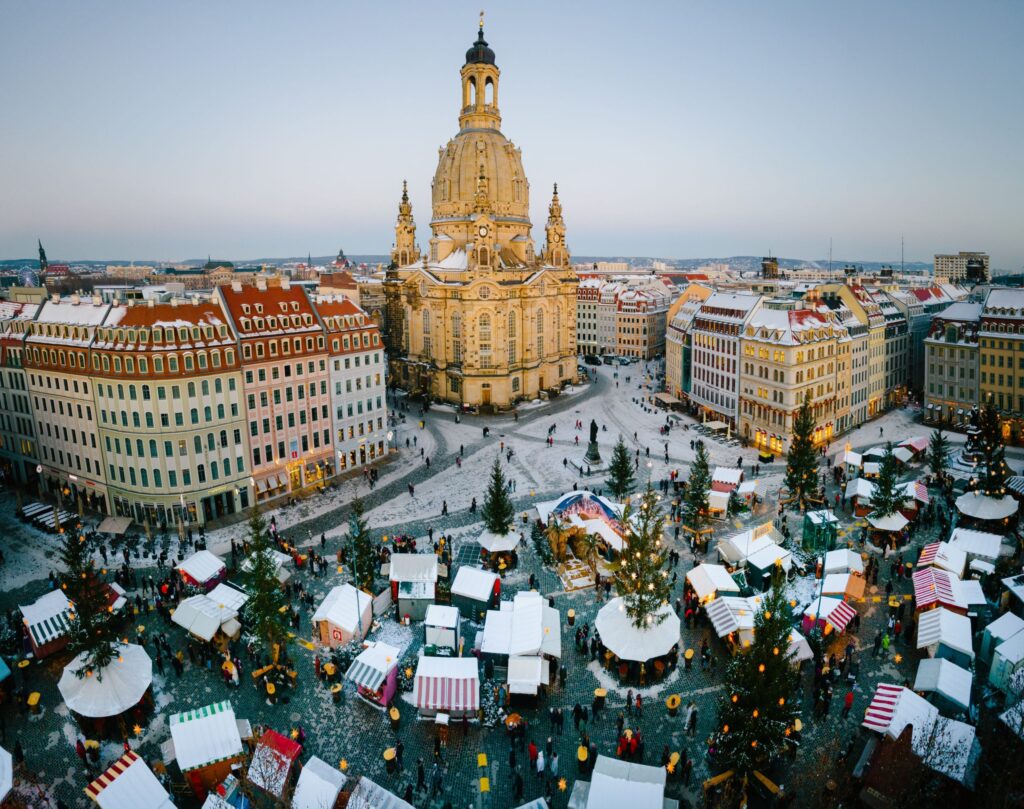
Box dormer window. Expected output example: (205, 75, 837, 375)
(255, 303, 263, 314)
(153, 327, 163, 343)
(279, 302, 288, 313)
(240, 318, 250, 331)
(267, 316, 277, 329)
(255, 317, 265, 330)
(178, 327, 188, 341)
(291, 302, 299, 312)
(241, 304, 250, 314)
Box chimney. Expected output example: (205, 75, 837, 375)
(147, 298, 155, 307)
(50, 293, 59, 303)
(231, 281, 242, 292)
(256, 277, 268, 291)
(127, 298, 135, 307)
(92, 294, 102, 306)
(191, 296, 199, 306)
(70, 293, 81, 305)
(171, 298, 179, 308)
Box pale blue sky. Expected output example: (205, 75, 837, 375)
(1, 1, 1022, 268)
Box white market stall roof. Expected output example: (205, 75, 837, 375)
(862, 446, 888, 459)
(413, 656, 480, 713)
(424, 604, 459, 629)
(712, 467, 743, 487)
(706, 596, 759, 641)
(806, 509, 839, 526)
(803, 597, 857, 633)
(171, 595, 238, 642)
(892, 446, 915, 464)
(863, 462, 881, 477)
(948, 528, 1003, 561)
(84, 751, 174, 809)
(716, 523, 780, 565)
(914, 657, 972, 712)
(745, 542, 793, 573)
(389, 554, 438, 584)
(346, 642, 401, 692)
(900, 436, 930, 453)
(176, 550, 225, 584)
(737, 479, 767, 499)
(169, 700, 243, 773)
(708, 490, 731, 512)
(240, 549, 292, 583)
(821, 573, 866, 601)
(207, 582, 248, 612)
(833, 448, 862, 467)
(451, 566, 498, 602)
(917, 607, 974, 659)
(917, 542, 967, 577)
(20, 589, 72, 649)
(788, 629, 813, 663)
(348, 776, 416, 809)
(312, 584, 373, 634)
(477, 530, 519, 553)
(481, 592, 560, 659)
(481, 610, 513, 655)
(845, 478, 876, 501)
(867, 511, 909, 532)
(508, 655, 548, 695)
(585, 755, 668, 809)
(247, 730, 301, 798)
(594, 598, 681, 662)
(535, 491, 624, 525)
(686, 563, 741, 601)
(995, 630, 1024, 666)
(986, 611, 1024, 645)
(58, 643, 152, 718)
(96, 516, 133, 536)
(861, 683, 977, 785)
(0, 746, 9, 804)
(900, 480, 931, 505)
(956, 491, 1019, 521)
(824, 549, 864, 575)
(291, 755, 347, 809)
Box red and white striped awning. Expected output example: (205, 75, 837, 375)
(913, 567, 962, 610)
(826, 599, 857, 633)
(84, 750, 174, 808)
(913, 482, 930, 505)
(862, 683, 903, 733)
(414, 658, 479, 713)
(918, 543, 940, 567)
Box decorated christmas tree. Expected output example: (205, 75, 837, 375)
(481, 456, 515, 535)
(928, 428, 950, 479)
(784, 393, 819, 510)
(242, 508, 290, 654)
(606, 436, 636, 500)
(348, 498, 377, 592)
(870, 444, 903, 519)
(60, 529, 118, 678)
(710, 577, 800, 776)
(978, 400, 1010, 497)
(610, 484, 670, 628)
(682, 442, 712, 539)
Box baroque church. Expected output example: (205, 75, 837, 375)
(383, 19, 579, 408)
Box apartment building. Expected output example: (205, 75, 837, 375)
(312, 295, 389, 474)
(934, 252, 990, 285)
(665, 285, 713, 401)
(978, 288, 1024, 433)
(877, 292, 909, 406)
(923, 302, 981, 425)
(0, 302, 39, 484)
(575, 276, 673, 358)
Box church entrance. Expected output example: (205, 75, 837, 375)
(481, 384, 491, 405)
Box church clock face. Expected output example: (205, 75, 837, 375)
(478, 225, 489, 238)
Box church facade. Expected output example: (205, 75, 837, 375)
(382, 21, 578, 409)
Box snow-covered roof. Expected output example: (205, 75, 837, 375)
(867, 511, 909, 532)
(788, 629, 813, 663)
(995, 629, 1024, 666)
(892, 446, 915, 464)
(240, 549, 291, 581)
(821, 573, 865, 600)
(508, 655, 547, 695)
(594, 598, 680, 662)
(84, 751, 174, 809)
(171, 595, 238, 642)
(451, 566, 498, 602)
(845, 478, 876, 501)
(312, 585, 373, 634)
(348, 777, 415, 809)
(207, 582, 248, 612)
(716, 522, 781, 564)
(914, 658, 972, 711)
(247, 730, 301, 798)
(863, 462, 880, 476)
(708, 490, 731, 512)
(480, 609, 513, 655)
(956, 491, 1019, 521)
(36, 298, 111, 326)
(745, 543, 792, 573)
(985, 611, 1024, 645)
(482, 592, 560, 659)
(425, 604, 459, 629)
(834, 448, 862, 467)
(58, 643, 152, 718)
(917, 607, 974, 659)
(948, 528, 1003, 561)
(20, 589, 72, 647)
(169, 701, 243, 773)
(346, 641, 400, 691)
(712, 467, 743, 486)
(388, 554, 438, 583)
(291, 756, 347, 809)
(706, 596, 759, 640)
(824, 549, 864, 575)
(586, 755, 667, 809)
(477, 530, 518, 553)
(686, 563, 741, 601)
(176, 550, 225, 584)
(918, 542, 967, 577)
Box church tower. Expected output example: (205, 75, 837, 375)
(542, 183, 569, 268)
(391, 180, 420, 267)
(459, 13, 501, 132)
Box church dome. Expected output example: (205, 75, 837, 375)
(465, 29, 495, 65)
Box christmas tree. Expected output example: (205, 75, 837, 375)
(928, 428, 950, 479)
(978, 400, 1010, 497)
(242, 508, 290, 654)
(60, 529, 118, 678)
(531, 520, 553, 565)
(610, 484, 670, 628)
(481, 456, 515, 535)
(348, 498, 377, 591)
(606, 436, 636, 500)
(710, 577, 800, 776)
(870, 444, 903, 519)
(682, 442, 712, 539)
(784, 393, 819, 510)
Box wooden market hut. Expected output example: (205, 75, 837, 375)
(167, 700, 246, 801)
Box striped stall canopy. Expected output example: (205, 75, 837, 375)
(20, 590, 73, 650)
(862, 683, 903, 733)
(414, 657, 479, 713)
(706, 598, 739, 637)
(912, 567, 962, 611)
(347, 658, 387, 692)
(84, 750, 173, 808)
(825, 599, 857, 633)
(169, 700, 243, 773)
(918, 543, 940, 567)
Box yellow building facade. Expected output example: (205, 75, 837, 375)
(383, 21, 578, 408)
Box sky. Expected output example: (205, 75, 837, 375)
(1, 1, 1022, 269)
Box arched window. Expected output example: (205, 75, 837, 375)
(187, 381, 196, 397)
(422, 309, 432, 356)
(452, 313, 463, 363)
(508, 311, 517, 364)
(485, 76, 494, 105)
(536, 310, 545, 357)
(479, 314, 492, 369)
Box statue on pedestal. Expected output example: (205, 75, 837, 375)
(584, 419, 602, 464)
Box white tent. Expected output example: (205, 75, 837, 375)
(312, 584, 373, 647)
(348, 776, 416, 809)
(477, 530, 519, 553)
(480, 610, 513, 655)
(574, 755, 669, 809)
(824, 549, 864, 575)
(892, 446, 915, 464)
(833, 448, 862, 468)
(914, 658, 972, 712)
(507, 655, 548, 695)
(917, 607, 974, 660)
(84, 751, 174, 809)
(845, 478, 876, 502)
(389, 554, 438, 584)
(413, 656, 480, 717)
(292, 755, 347, 809)
(451, 567, 498, 604)
(712, 467, 743, 488)
(863, 462, 881, 477)
(787, 629, 813, 664)
(706, 596, 759, 645)
(176, 550, 225, 587)
(424, 605, 460, 650)
(208, 582, 248, 611)
(171, 595, 239, 642)
(948, 528, 1003, 561)
(169, 700, 243, 774)
(716, 523, 781, 565)
(0, 745, 10, 804)
(240, 549, 292, 584)
(481, 592, 560, 659)
(594, 598, 680, 662)
(919, 542, 967, 577)
(708, 490, 731, 513)
(745, 543, 793, 574)
(867, 512, 908, 532)
(686, 563, 741, 602)
(956, 491, 1019, 521)
(59, 643, 152, 718)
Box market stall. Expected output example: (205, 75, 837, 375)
(916, 607, 975, 669)
(802, 510, 839, 553)
(801, 597, 857, 636)
(912, 568, 970, 615)
(823, 549, 864, 576)
(247, 729, 301, 800)
(990, 630, 1024, 696)
(168, 700, 245, 800)
(312, 584, 373, 647)
(171, 595, 240, 643)
(84, 750, 174, 809)
(176, 550, 227, 591)
(744, 543, 793, 591)
(240, 549, 292, 585)
(0, 745, 10, 805)
(19, 589, 73, 658)
(594, 598, 680, 664)
(413, 656, 480, 719)
(58, 642, 153, 738)
(348, 776, 416, 809)
(821, 572, 866, 602)
(450, 566, 499, 620)
(955, 491, 1019, 528)
(914, 657, 972, 715)
(424, 605, 461, 652)
(685, 563, 742, 604)
(389, 555, 438, 621)
(476, 529, 519, 570)
(787, 629, 814, 664)
(715, 522, 782, 567)
(706, 596, 759, 648)
(346, 641, 400, 707)
(917, 542, 967, 578)
(947, 528, 1003, 563)
(981, 612, 1024, 665)
(866, 511, 909, 547)
(291, 755, 347, 809)
(844, 478, 876, 516)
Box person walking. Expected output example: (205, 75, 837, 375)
(536, 749, 545, 778)
(872, 630, 883, 658)
(842, 689, 854, 719)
